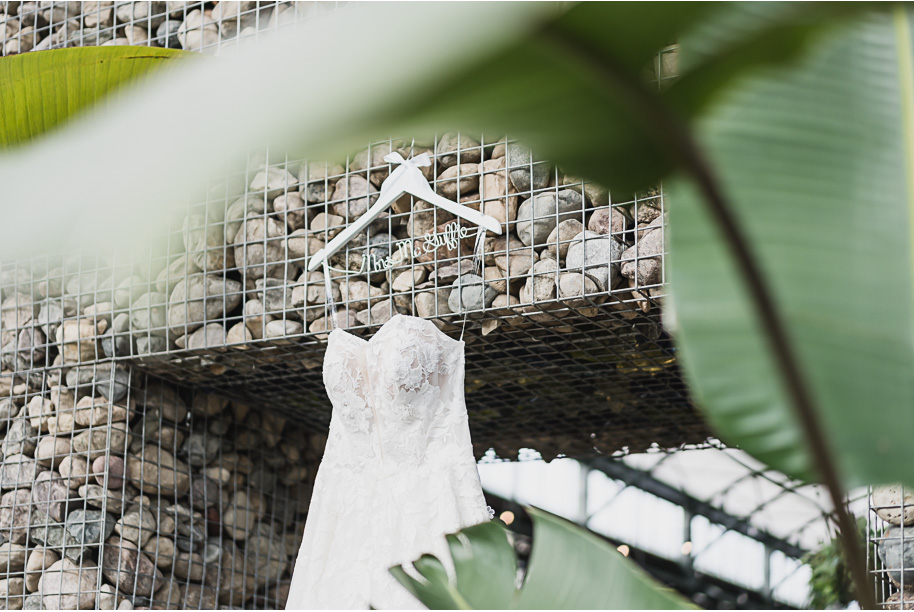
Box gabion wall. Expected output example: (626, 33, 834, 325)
(872, 485, 914, 609)
(0, 364, 315, 609)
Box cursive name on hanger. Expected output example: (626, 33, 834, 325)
(326, 220, 475, 275)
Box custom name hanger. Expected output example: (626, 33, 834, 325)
(307, 151, 502, 272)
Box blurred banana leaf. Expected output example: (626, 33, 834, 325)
(390, 507, 694, 609)
(0, 46, 189, 148)
(0, 2, 860, 259)
(667, 8, 914, 488)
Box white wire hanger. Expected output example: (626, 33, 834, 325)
(307, 151, 503, 273)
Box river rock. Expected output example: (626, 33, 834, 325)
(3, 417, 36, 457)
(449, 274, 497, 313)
(0, 542, 26, 572)
(273, 191, 308, 231)
(223, 490, 265, 540)
(515, 190, 584, 247)
(129, 291, 168, 334)
(35, 436, 70, 469)
(32, 471, 74, 522)
(565, 230, 624, 291)
(59, 455, 90, 489)
(183, 213, 232, 273)
(26, 396, 52, 433)
(519, 258, 559, 303)
(620, 225, 663, 286)
(93, 455, 125, 489)
(232, 217, 289, 280)
(436, 133, 481, 168)
(250, 167, 298, 200)
(126, 445, 191, 498)
(0, 455, 38, 491)
(436, 163, 479, 199)
(156, 18, 181, 48)
(879, 526, 914, 585)
(143, 535, 176, 570)
(874, 485, 914, 526)
(24, 546, 58, 592)
(0, 577, 24, 609)
(142, 382, 187, 423)
(506, 143, 551, 192)
(65, 509, 115, 548)
(166, 274, 243, 334)
(330, 175, 378, 220)
(80, 484, 131, 516)
(155, 255, 201, 295)
(0, 489, 31, 544)
(71, 422, 130, 460)
(185, 323, 225, 349)
(116, 503, 157, 547)
(546, 218, 585, 261)
(38, 559, 98, 610)
(103, 535, 163, 598)
(55, 319, 98, 363)
(182, 433, 219, 468)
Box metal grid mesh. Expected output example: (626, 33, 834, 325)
(0, 2, 334, 56)
(0, 364, 314, 609)
(0, 133, 706, 457)
(870, 485, 914, 609)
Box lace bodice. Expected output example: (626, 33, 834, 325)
(288, 314, 490, 610)
(322, 314, 467, 466)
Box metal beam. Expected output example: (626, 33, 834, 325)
(586, 457, 808, 559)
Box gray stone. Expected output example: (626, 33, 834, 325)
(250, 167, 298, 200)
(80, 484, 130, 515)
(185, 323, 225, 350)
(66, 363, 129, 403)
(449, 274, 497, 313)
(65, 509, 115, 547)
(515, 190, 584, 247)
(182, 433, 219, 467)
(879, 526, 914, 585)
(100, 330, 132, 358)
(565, 230, 625, 291)
(232, 217, 289, 280)
(184, 212, 232, 273)
(135, 334, 167, 355)
(129, 292, 167, 334)
(506, 143, 551, 192)
(0, 455, 38, 491)
(256, 277, 298, 313)
(166, 274, 243, 334)
(190, 476, 225, 511)
(156, 19, 181, 48)
(142, 382, 187, 422)
(2, 417, 36, 457)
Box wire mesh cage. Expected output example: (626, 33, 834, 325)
(0, 364, 315, 609)
(870, 485, 914, 609)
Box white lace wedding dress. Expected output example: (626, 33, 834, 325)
(285, 314, 491, 610)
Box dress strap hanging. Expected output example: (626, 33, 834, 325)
(323, 257, 339, 330)
(460, 227, 486, 342)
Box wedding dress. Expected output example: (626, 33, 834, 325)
(285, 313, 491, 610)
